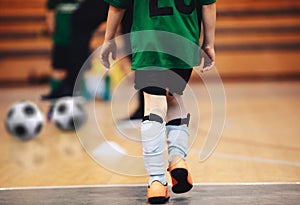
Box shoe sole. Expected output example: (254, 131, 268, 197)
(170, 168, 193, 194)
(148, 196, 170, 204)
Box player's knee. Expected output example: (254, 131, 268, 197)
(166, 97, 178, 110)
(144, 93, 167, 118)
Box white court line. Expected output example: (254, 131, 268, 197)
(213, 152, 300, 167)
(0, 182, 299, 191)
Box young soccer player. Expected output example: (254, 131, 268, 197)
(100, 0, 216, 204)
(43, 0, 81, 119)
(43, 0, 83, 96)
(42, 0, 109, 100)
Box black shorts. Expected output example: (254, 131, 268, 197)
(51, 45, 70, 70)
(134, 68, 192, 96)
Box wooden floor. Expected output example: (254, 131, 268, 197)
(0, 80, 299, 188)
(0, 183, 299, 205)
(0, 1, 299, 203)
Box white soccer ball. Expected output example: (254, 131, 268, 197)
(5, 101, 44, 140)
(52, 97, 86, 131)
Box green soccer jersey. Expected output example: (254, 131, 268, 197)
(47, 0, 81, 46)
(105, 0, 216, 70)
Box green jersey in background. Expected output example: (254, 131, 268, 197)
(47, 0, 81, 46)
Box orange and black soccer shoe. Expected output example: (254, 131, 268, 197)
(168, 157, 193, 194)
(147, 180, 170, 204)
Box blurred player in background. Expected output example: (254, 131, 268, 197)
(43, 0, 144, 121)
(100, 0, 216, 204)
(42, 0, 109, 100)
(43, 0, 81, 100)
(43, 0, 82, 120)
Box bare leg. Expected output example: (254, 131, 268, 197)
(166, 93, 187, 122)
(52, 69, 66, 80)
(144, 92, 167, 119)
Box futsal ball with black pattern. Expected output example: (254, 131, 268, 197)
(52, 98, 86, 131)
(5, 101, 44, 140)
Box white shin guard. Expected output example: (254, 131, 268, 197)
(166, 125, 189, 164)
(141, 114, 166, 178)
(166, 114, 190, 164)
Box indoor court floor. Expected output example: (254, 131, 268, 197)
(1, 183, 299, 205)
(1, 0, 300, 204)
(0, 80, 299, 204)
